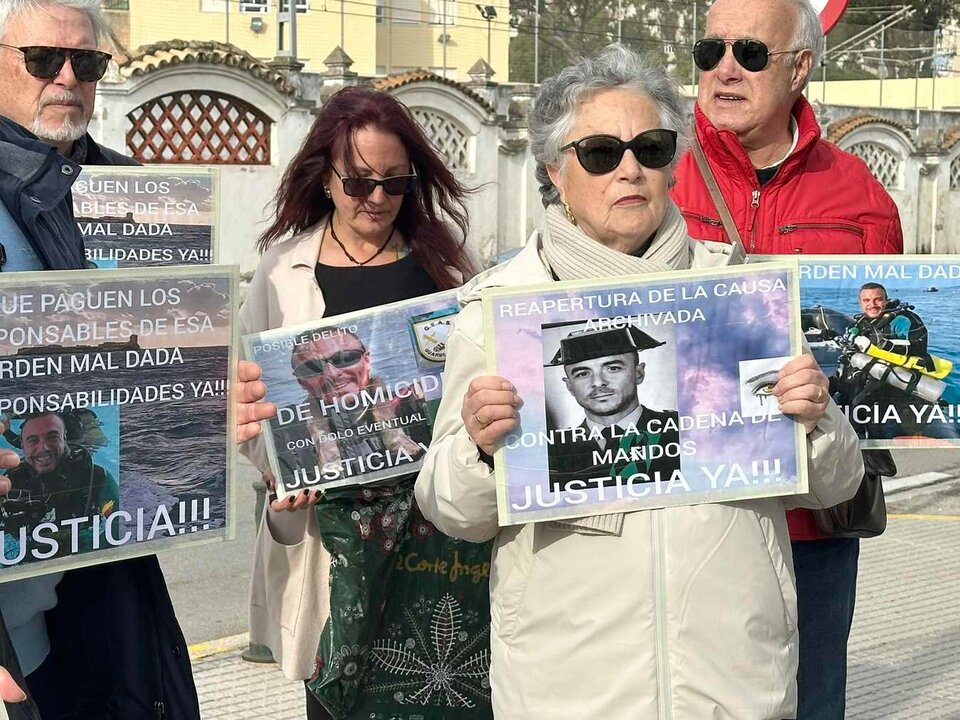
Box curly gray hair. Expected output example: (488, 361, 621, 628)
(529, 44, 687, 208)
(0, 0, 108, 45)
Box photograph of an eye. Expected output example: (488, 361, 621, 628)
(739, 357, 791, 418)
(747, 370, 779, 397)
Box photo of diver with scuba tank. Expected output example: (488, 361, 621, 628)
(0, 408, 119, 563)
(800, 258, 960, 446)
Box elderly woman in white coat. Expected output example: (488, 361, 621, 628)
(414, 45, 864, 720)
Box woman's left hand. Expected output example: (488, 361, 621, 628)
(773, 354, 830, 435)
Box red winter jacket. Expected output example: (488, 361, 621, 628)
(672, 97, 904, 541)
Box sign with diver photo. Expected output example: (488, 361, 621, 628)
(73, 167, 218, 268)
(798, 256, 960, 447)
(0, 266, 237, 581)
(244, 290, 459, 499)
(483, 262, 808, 526)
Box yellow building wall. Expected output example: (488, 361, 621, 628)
(804, 77, 960, 111)
(681, 76, 960, 111)
(122, 0, 508, 80)
(125, 0, 378, 75)
(375, 14, 509, 81)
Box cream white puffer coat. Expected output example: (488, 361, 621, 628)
(415, 236, 863, 720)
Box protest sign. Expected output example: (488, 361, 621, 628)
(244, 291, 458, 498)
(73, 167, 218, 268)
(795, 256, 960, 447)
(484, 262, 807, 526)
(0, 266, 237, 581)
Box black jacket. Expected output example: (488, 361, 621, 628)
(0, 122, 201, 720)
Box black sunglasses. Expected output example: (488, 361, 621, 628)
(0, 44, 112, 82)
(692, 38, 804, 73)
(331, 164, 418, 198)
(293, 349, 366, 379)
(561, 129, 678, 175)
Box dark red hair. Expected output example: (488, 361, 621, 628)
(258, 86, 474, 289)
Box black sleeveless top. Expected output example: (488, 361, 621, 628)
(315, 253, 439, 317)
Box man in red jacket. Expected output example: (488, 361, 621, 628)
(671, 0, 903, 718)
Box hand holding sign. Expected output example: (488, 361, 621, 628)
(236, 360, 277, 442)
(773, 354, 830, 434)
(462, 376, 522, 457)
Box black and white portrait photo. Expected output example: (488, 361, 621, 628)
(541, 320, 681, 490)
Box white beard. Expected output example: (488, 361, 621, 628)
(30, 113, 89, 144)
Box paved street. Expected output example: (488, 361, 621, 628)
(174, 458, 960, 719)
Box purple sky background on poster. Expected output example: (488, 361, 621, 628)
(490, 269, 800, 515)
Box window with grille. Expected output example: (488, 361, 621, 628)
(126, 91, 271, 164)
(412, 109, 469, 172)
(240, 0, 307, 12)
(428, 0, 457, 24)
(951, 155, 960, 191)
(847, 142, 903, 190)
(391, 0, 422, 24)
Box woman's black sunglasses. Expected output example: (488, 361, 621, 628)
(0, 44, 112, 82)
(331, 164, 418, 198)
(692, 38, 804, 73)
(561, 129, 678, 175)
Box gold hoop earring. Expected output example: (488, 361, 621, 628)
(562, 200, 577, 226)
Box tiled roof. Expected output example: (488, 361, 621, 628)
(119, 40, 296, 95)
(826, 113, 911, 144)
(944, 125, 960, 151)
(368, 70, 495, 114)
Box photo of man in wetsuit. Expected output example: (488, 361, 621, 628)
(0, 411, 119, 559)
(544, 325, 681, 491)
(832, 282, 957, 440)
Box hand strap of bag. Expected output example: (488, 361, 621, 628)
(691, 132, 746, 263)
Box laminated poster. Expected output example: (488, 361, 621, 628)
(0, 266, 237, 581)
(793, 256, 960, 448)
(244, 290, 459, 499)
(484, 261, 808, 526)
(74, 166, 218, 268)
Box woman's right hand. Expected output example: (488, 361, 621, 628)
(265, 470, 321, 512)
(461, 376, 522, 457)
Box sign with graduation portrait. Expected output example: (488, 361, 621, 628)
(0, 266, 237, 581)
(244, 291, 459, 499)
(73, 166, 218, 268)
(796, 256, 960, 447)
(484, 262, 808, 526)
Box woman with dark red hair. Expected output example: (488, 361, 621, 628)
(239, 86, 475, 719)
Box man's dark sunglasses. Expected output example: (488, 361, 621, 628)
(293, 349, 365, 379)
(331, 164, 418, 198)
(0, 44, 112, 82)
(692, 38, 804, 73)
(561, 129, 678, 175)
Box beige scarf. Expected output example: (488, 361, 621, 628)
(539, 199, 693, 537)
(540, 200, 692, 281)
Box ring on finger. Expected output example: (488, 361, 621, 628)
(474, 412, 484, 427)
(815, 386, 825, 403)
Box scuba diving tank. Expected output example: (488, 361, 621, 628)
(848, 352, 946, 403)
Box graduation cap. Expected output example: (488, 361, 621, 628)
(545, 325, 665, 367)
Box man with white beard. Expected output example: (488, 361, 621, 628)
(0, 2, 198, 716)
(0, 0, 132, 165)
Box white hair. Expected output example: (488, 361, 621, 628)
(529, 43, 688, 207)
(786, 0, 825, 85)
(0, 0, 108, 45)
